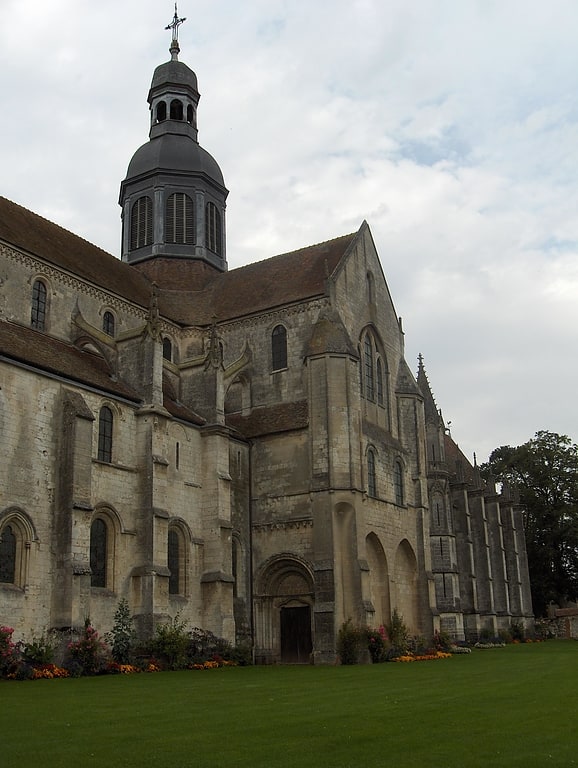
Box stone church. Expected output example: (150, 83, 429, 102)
(0, 22, 533, 662)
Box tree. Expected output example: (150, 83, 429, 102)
(482, 430, 578, 616)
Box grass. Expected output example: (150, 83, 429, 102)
(2, 641, 578, 768)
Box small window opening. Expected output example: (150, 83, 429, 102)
(156, 101, 167, 122)
(170, 99, 183, 120)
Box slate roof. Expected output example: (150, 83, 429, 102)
(0, 320, 140, 402)
(0, 196, 359, 328)
(226, 400, 308, 438)
(0, 196, 153, 309)
(160, 232, 358, 326)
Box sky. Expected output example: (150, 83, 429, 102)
(1, 0, 578, 462)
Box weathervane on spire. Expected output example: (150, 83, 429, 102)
(165, 3, 186, 60)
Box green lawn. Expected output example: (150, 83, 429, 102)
(2, 641, 577, 768)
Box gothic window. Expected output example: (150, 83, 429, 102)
(271, 325, 287, 371)
(168, 528, 180, 595)
(0, 524, 16, 583)
(162, 337, 172, 362)
(90, 518, 107, 588)
(367, 449, 377, 498)
(97, 406, 113, 463)
(205, 202, 222, 256)
(376, 359, 384, 405)
(103, 311, 115, 337)
(130, 196, 153, 250)
(170, 99, 183, 120)
(31, 279, 47, 330)
(364, 334, 375, 400)
(156, 101, 167, 122)
(394, 461, 404, 506)
(165, 193, 194, 244)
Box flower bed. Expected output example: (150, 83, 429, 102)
(391, 651, 452, 663)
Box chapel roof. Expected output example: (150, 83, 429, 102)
(0, 319, 141, 402)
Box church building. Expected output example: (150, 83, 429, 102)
(0, 15, 533, 662)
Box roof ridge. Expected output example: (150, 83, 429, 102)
(0, 195, 116, 260)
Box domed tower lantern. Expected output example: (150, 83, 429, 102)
(119, 5, 228, 272)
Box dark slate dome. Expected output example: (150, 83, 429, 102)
(149, 60, 198, 97)
(125, 134, 225, 187)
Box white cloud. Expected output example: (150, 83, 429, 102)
(1, 0, 578, 460)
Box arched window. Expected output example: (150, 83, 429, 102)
(186, 104, 194, 124)
(376, 359, 384, 405)
(103, 311, 115, 337)
(0, 523, 16, 583)
(90, 518, 107, 588)
(165, 193, 194, 244)
(97, 406, 113, 463)
(271, 325, 287, 371)
(168, 528, 180, 595)
(162, 337, 172, 361)
(130, 196, 153, 250)
(31, 279, 47, 330)
(170, 99, 183, 120)
(367, 449, 377, 498)
(156, 101, 167, 122)
(364, 334, 375, 400)
(205, 202, 222, 256)
(394, 461, 404, 506)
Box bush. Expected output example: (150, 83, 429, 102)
(387, 610, 410, 658)
(105, 599, 136, 664)
(151, 614, 190, 670)
(337, 619, 361, 665)
(432, 630, 452, 652)
(0, 626, 20, 676)
(23, 631, 57, 666)
(66, 619, 109, 675)
(365, 627, 387, 663)
(510, 620, 525, 642)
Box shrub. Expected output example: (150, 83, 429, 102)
(66, 619, 109, 675)
(337, 619, 361, 665)
(105, 599, 136, 664)
(23, 631, 58, 667)
(510, 620, 525, 642)
(0, 626, 20, 676)
(432, 630, 452, 652)
(151, 613, 190, 670)
(387, 609, 410, 658)
(365, 626, 387, 663)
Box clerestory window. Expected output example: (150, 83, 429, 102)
(271, 325, 287, 371)
(31, 279, 47, 330)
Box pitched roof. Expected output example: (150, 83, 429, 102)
(0, 195, 359, 327)
(0, 196, 153, 309)
(0, 320, 140, 401)
(159, 231, 358, 325)
(226, 400, 308, 438)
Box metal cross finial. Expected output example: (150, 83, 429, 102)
(165, 3, 186, 42)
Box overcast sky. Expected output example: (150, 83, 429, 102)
(1, 0, 577, 462)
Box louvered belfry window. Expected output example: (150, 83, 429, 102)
(166, 193, 194, 245)
(205, 202, 222, 255)
(130, 196, 153, 250)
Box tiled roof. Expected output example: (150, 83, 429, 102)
(162, 374, 205, 425)
(0, 195, 359, 327)
(159, 232, 358, 325)
(226, 400, 308, 438)
(0, 196, 153, 308)
(0, 320, 141, 401)
(0, 321, 140, 402)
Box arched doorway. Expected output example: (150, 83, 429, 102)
(254, 556, 314, 664)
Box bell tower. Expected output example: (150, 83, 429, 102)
(119, 6, 228, 274)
